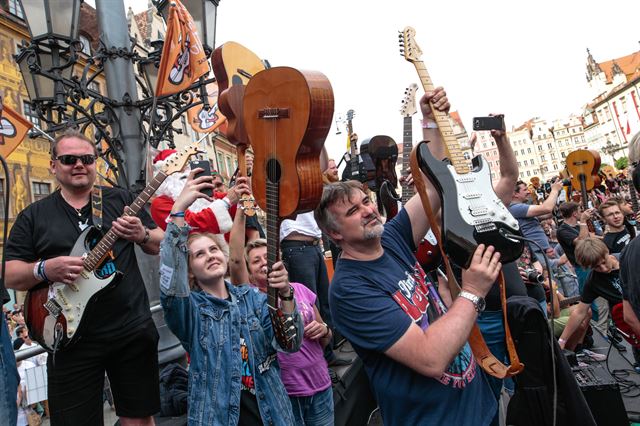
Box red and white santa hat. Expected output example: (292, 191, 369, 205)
(152, 149, 178, 172)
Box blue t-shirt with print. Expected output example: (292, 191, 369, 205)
(508, 202, 550, 251)
(329, 209, 496, 426)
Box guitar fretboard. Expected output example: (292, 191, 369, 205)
(83, 172, 167, 271)
(401, 116, 414, 204)
(265, 180, 281, 309)
(412, 61, 468, 174)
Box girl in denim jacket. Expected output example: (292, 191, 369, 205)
(159, 170, 303, 425)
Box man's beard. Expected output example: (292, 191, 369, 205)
(324, 172, 339, 184)
(363, 217, 384, 240)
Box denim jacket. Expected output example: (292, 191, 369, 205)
(159, 222, 303, 425)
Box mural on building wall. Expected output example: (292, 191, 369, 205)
(10, 164, 28, 216)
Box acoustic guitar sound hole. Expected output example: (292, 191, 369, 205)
(266, 158, 282, 184)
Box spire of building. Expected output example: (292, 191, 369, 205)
(585, 48, 603, 82)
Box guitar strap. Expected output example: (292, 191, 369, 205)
(410, 142, 524, 379)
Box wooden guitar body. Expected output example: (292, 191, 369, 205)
(243, 66, 334, 349)
(244, 67, 333, 216)
(566, 150, 601, 192)
(416, 142, 524, 268)
(212, 41, 265, 91)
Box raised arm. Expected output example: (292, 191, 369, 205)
(490, 126, 519, 205)
(229, 205, 250, 285)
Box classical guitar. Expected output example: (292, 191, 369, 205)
(566, 150, 601, 232)
(611, 303, 640, 349)
(25, 142, 200, 352)
(400, 27, 524, 268)
(243, 66, 334, 349)
(212, 41, 266, 215)
(379, 83, 441, 271)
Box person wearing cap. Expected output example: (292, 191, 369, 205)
(150, 149, 250, 253)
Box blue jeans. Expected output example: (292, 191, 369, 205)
(289, 386, 334, 426)
(0, 318, 19, 426)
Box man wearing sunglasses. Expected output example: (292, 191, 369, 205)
(5, 129, 164, 426)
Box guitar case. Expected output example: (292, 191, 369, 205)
(505, 296, 596, 426)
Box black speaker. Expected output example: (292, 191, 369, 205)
(573, 364, 628, 426)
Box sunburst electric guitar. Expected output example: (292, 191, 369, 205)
(25, 142, 200, 352)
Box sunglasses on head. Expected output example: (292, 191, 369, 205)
(55, 154, 97, 166)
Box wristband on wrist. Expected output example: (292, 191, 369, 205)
(222, 197, 232, 209)
(421, 119, 438, 129)
(321, 322, 330, 337)
(279, 284, 295, 301)
(138, 227, 151, 245)
(33, 261, 43, 281)
(170, 211, 185, 217)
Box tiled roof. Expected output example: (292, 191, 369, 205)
(597, 51, 640, 84)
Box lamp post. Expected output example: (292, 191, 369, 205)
(603, 139, 621, 162)
(15, 0, 221, 366)
(15, 0, 220, 190)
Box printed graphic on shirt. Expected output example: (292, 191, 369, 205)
(240, 337, 255, 394)
(391, 261, 476, 388)
(297, 298, 314, 326)
(88, 234, 116, 279)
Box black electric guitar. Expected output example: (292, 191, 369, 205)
(340, 110, 375, 184)
(25, 142, 200, 352)
(400, 27, 524, 268)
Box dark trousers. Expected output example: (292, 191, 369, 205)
(281, 240, 332, 328)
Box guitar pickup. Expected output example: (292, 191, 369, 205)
(463, 193, 481, 199)
(456, 176, 475, 183)
(470, 208, 488, 217)
(44, 298, 62, 317)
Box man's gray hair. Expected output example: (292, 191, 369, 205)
(314, 180, 363, 239)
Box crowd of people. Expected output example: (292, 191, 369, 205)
(2, 87, 640, 426)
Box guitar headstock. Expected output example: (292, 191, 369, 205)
(400, 83, 419, 117)
(161, 142, 200, 175)
(399, 26, 422, 63)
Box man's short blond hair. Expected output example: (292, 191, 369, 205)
(575, 237, 609, 269)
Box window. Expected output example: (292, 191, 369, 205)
(32, 182, 50, 202)
(553, 164, 558, 170)
(79, 35, 91, 55)
(547, 143, 553, 149)
(520, 149, 525, 155)
(531, 159, 535, 165)
(216, 152, 226, 175)
(538, 145, 543, 151)
(540, 155, 545, 162)
(517, 161, 521, 167)
(88, 81, 100, 93)
(8, 0, 24, 18)
(561, 152, 566, 158)
(23, 101, 40, 127)
(526, 171, 530, 176)
(524, 160, 528, 166)
(225, 155, 234, 177)
(551, 153, 556, 160)
(527, 148, 531, 154)
(181, 116, 190, 136)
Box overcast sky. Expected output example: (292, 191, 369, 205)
(119, 0, 640, 163)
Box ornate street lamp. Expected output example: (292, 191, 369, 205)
(15, 0, 218, 187)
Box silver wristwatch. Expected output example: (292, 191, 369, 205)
(459, 291, 486, 312)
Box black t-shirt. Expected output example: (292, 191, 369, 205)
(484, 262, 528, 311)
(582, 268, 623, 310)
(620, 239, 640, 322)
(557, 222, 580, 266)
(5, 187, 157, 339)
(603, 229, 632, 254)
(245, 215, 265, 239)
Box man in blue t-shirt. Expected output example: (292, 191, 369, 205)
(313, 88, 499, 426)
(509, 179, 563, 263)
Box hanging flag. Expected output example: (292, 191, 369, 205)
(0, 102, 33, 158)
(155, 0, 209, 97)
(186, 81, 227, 134)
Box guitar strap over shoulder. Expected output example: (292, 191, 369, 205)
(91, 185, 103, 230)
(410, 143, 524, 379)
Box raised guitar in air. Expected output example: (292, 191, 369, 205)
(400, 26, 523, 268)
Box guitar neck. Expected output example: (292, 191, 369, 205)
(348, 122, 358, 179)
(412, 61, 468, 174)
(401, 116, 414, 204)
(628, 180, 639, 214)
(83, 172, 167, 271)
(559, 295, 582, 309)
(265, 180, 281, 308)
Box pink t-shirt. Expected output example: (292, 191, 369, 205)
(277, 282, 332, 397)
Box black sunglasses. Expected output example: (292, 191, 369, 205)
(55, 154, 97, 166)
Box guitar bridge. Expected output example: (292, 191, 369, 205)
(475, 223, 497, 233)
(44, 298, 62, 317)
